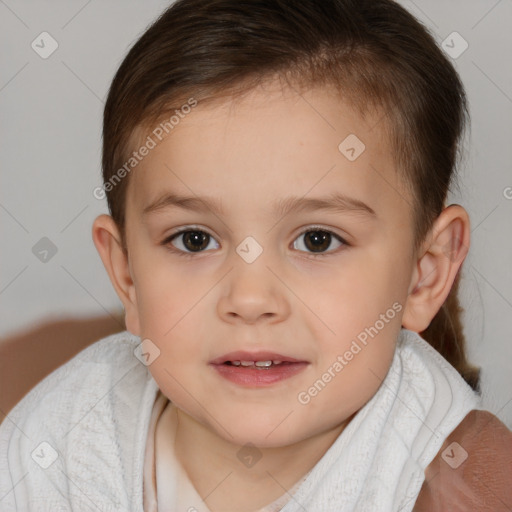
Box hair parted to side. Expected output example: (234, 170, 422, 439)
(101, 0, 480, 391)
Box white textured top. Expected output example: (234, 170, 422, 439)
(0, 328, 482, 511)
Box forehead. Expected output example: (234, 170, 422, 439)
(126, 82, 411, 225)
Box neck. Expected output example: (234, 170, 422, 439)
(169, 406, 352, 512)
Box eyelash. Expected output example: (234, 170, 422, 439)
(160, 225, 349, 259)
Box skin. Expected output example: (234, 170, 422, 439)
(93, 79, 470, 511)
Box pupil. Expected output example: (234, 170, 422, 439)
(184, 231, 209, 252)
(305, 231, 330, 252)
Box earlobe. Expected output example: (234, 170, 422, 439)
(402, 205, 470, 333)
(92, 214, 140, 335)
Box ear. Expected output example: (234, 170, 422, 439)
(402, 204, 470, 333)
(92, 214, 140, 336)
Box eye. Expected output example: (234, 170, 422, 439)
(162, 227, 219, 257)
(161, 225, 348, 258)
(292, 227, 346, 256)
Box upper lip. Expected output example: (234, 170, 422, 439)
(209, 351, 307, 364)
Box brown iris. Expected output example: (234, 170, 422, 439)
(303, 230, 331, 253)
(182, 231, 210, 252)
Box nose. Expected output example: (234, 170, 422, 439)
(217, 257, 289, 325)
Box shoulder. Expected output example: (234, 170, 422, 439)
(0, 330, 154, 504)
(2, 329, 143, 414)
(413, 409, 512, 511)
(0, 331, 158, 510)
(0, 329, 148, 432)
(0, 328, 142, 432)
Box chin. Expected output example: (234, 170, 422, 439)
(212, 414, 308, 449)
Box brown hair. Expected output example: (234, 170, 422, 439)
(101, 0, 480, 391)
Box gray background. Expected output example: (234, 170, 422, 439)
(1, 0, 511, 426)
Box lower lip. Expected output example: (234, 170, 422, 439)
(211, 362, 308, 387)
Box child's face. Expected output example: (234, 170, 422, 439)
(123, 81, 416, 447)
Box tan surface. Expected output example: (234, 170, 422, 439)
(413, 408, 512, 511)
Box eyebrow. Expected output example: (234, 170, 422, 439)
(142, 192, 376, 218)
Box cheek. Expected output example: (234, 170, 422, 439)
(146, 358, 199, 418)
(309, 266, 400, 336)
(306, 260, 402, 391)
(315, 322, 398, 412)
(142, 318, 209, 414)
(131, 253, 196, 335)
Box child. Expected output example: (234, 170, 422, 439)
(1, 0, 511, 510)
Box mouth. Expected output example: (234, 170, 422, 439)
(209, 351, 309, 386)
(223, 360, 293, 368)
(210, 351, 307, 365)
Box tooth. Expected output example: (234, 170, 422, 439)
(240, 361, 254, 366)
(231, 361, 241, 366)
(255, 360, 273, 367)
(272, 360, 283, 365)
